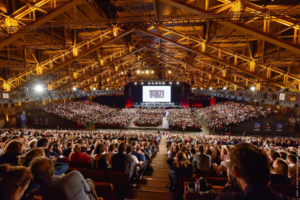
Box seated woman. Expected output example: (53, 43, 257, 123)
(91, 142, 108, 170)
(69, 144, 91, 163)
(169, 151, 193, 192)
(270, 158, 291, 184)
(0, 164, 32, 200)
(0, 140, 23, 166)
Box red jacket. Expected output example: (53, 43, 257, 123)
(69, 152, 91, 163)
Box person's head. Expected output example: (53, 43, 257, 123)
(118, 142, 126, 154)
(0, 164, 32, 200)
(273, 158, 290, 178)
(190, 148, 196, 156)
(108, 143, 115, 152)
(269, 149, 281, 161)
(37, 138, 49, 148)
(198, 145, 205, 154)
(175, 151, 190, 169)
(28, 140, 37, 148)
(93, 143, 105, 155)
(76, 139, 83, 145)
(279, 151, 287, 160)
(287, 154, 296, 164)
(65, 141, 72, 149)
(18, 148, 44, 167)
(72, 144, 81, 153)
(29, 157, 54, 185)
(213, 149, 221, 160)
(135, 144, 140, 152)
(205, 148, 212, 156)
(230, 143, 270, 190)
(126, 145, 132, 155)
(3, 140, 22, 154)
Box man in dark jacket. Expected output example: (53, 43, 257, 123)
(26, 157, 97, 200)
(111, 142, 134, 179)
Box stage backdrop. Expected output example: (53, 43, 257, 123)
(124, 82, 190, 107)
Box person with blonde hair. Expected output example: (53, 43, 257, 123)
(270, 158, 291, 184)
(169, 151, 193, 192)
(0, 139, 23, 165)
(69, 143, 91, 162)
(0, 164, 32, 200)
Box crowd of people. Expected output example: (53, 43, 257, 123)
(134, 113, 163, 126)
(167, 109, 202, 131)
(96, 108, 140, 127)
(195, 102, 273, 132)
(166, 133, 299, 198)
(41, 101, 117, 126)
(0, 128, 161, 200)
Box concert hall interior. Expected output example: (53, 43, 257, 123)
(0, 0, 300, 200)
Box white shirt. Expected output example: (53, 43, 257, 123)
(131, 155, 140, 170)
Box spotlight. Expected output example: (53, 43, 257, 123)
(134, 82, 137, 85)
(83, 91, 85, 93)
(152, 82, 154, 84)
(250, 86, 256, 91)
(146, 70, 149, 74)
(162, 82, 165, 84)
(201, 87, 203, 90)
(209, 87, 212, 90)
(151, 71, 154, 74)
(169, 82, 172, 84)
(121, 72, 124, 74)
(168, 71, 171, 74)
(106, 88, 109, 90)
(137, 70, 140, 74)
(159, 82, 161, 84)
(141, 82, 144, 85)
(93, 87, 96, 90)
(35, 84, 43, 92)
(155, 82, 158, 84)
(223, 87, 227, 90)
(72, 87, 77, 91)
(142, 71, 144, 74)
(148, 82, 150, 84)
(176, 82, 179, 85)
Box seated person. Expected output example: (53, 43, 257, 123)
(111, 143, 134, 180)
(216, 143, 291, 200)
(169, 151, 193, 192)
(26, 157, 97, 200)
(270, 158, 291, 184)
(69, 144, 91, 163)
(0, 164, 32, 200)
(91, 142, 108, 170)
(0, 140, 23, 166)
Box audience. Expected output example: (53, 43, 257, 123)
(97, 108, 139, 127)
(69, 144, 91, 163)
(167, 109, 201, 130)
(193, 145, 211, 170)
(270, 158, 292, 184)
(0, 139, 23, 166)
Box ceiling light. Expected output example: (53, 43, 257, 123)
(35, 84, 43, 92)
(223, 87, 227, 90)
(250, 86, 256, 91)
(169, 82, 172, 84)
(152, 82, 154, 84)
(162, 82, 165, 84)
(93, 87, 96, 90)
(72, 87, 77, 91)
(201, 87, 203, 90)
(142, 71, 144, 74)
(176, 82, 179, 85)
(137, 70, 140, 74)
(159, 82, 161, 84)
(141, 82, 144, 85)
(148, 82, 150, 84)
(209, 87, 212, 90)
(151, 71, 154, 74)
(121, 72, 124, 74)
(134, 82, 137, 85)
(168, 71, 171, 74)
(146, 70, 149, 74)
(106, 88, 109, 90)
(155, 82, 158, 84)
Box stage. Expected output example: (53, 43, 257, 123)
(132, 102, 181, 108)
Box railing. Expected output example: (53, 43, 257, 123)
(0, 89, 123, 104)
(192, 89, 300, 107)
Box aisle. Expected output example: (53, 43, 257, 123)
(127, 135, 180, 200)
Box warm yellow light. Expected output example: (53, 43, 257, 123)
(168, 70, 171, 74)
(146, 70, 149, 74)
(113, 27, 118, 37)
(137, 70, 140, 74)
(5, 114, 9, 122)
(72, 47, 78, 57)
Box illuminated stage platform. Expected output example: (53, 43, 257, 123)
(133, 102, 181, 108)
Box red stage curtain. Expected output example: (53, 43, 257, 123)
(210, 98, 216, 106)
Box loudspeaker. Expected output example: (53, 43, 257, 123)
(128, 72, 132, 78)
(99, 81, 103, 86)
(190, 80, 194, 85)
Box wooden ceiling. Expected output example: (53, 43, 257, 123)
(1, 0, 300, 92)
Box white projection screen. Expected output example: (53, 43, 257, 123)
(143, 86, 171, 102)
